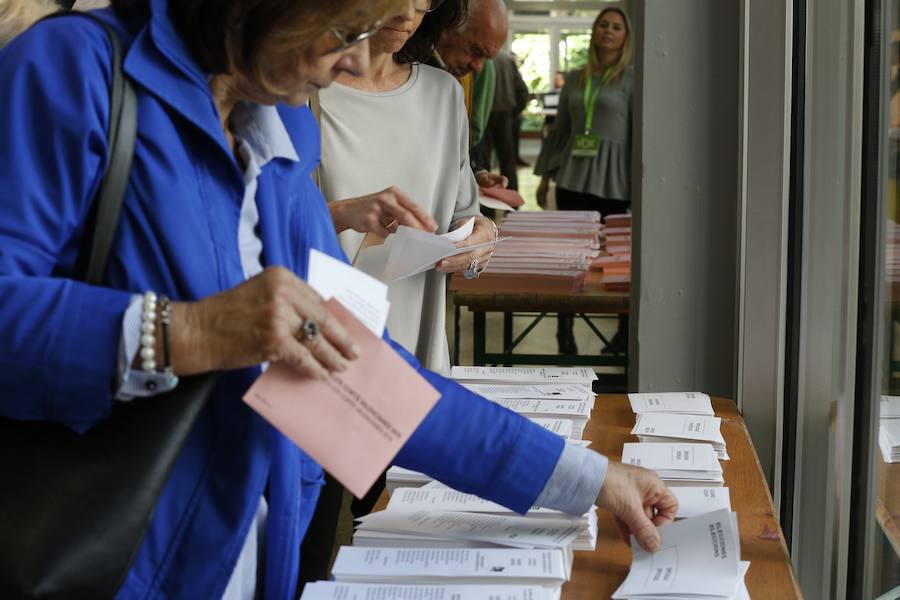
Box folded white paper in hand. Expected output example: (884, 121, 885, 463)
(355, 220, 507, 282)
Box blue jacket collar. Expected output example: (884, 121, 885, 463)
(121, 0, 236, 166)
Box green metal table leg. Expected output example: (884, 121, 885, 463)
(473, 311, 486, 366)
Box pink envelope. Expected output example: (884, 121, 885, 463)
(243, 299, 441, 498)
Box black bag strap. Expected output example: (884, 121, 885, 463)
(41, 11, 137, 284)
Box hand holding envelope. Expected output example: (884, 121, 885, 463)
(243, 251, 442, 498)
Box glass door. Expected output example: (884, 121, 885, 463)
(850, 0, 900, 596)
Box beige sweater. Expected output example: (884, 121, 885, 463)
(318, 64, 480, 374)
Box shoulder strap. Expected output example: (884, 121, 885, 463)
(309, 91, 322, 189)
(40, 11, 137, 285)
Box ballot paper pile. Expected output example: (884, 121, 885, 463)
(880, 418, 900, 463)
(621, 443, 724, 487)
(471, 211, 602, 291)
(627, 393, 729, 460)
(386, 368, 598, 493)
(612, 509, 750, 600)
(300, 546, 570, 600)
(381, 481, 598, 552)
(595, 213, 631, 293)
(451, 366, 598, 441)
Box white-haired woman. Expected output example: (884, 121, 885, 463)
(534, 6, 633, 355)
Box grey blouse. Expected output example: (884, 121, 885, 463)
(534, 67, 633, 201)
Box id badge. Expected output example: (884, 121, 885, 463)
(571, 133, 600, 157)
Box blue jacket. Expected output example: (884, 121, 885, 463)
(0, 3, 564, 599)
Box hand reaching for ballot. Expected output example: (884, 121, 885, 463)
(329, 186, 438, 237)
(596, 461, 679, 553)
(436, 216, 497, 274)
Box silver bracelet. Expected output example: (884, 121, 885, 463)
(140, 291, 158, 373)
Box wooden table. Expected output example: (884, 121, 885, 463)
(449, 271, 630, 370)
(373, 395, 802, 599)
(564, 395, 801, 599)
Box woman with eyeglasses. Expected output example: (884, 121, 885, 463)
(317, 0, 497, 378)
(0, 0, 674, 597)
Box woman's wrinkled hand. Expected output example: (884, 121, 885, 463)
(436, 216, 497, 274)
(170, 267, 360, 379)
(596, 461, 679, 553)
(329, 186, 437, 237)
(536, 177, 550, 209)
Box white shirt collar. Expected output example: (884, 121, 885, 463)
(230, 103, 300, 167)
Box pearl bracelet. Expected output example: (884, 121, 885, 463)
(140, 291, 158, 373)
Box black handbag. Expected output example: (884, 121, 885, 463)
(0, 13, 215, 599)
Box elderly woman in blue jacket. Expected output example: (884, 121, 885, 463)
(0, 0, 676, 597)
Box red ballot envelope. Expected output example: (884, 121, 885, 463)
(243, 299, 441, 498)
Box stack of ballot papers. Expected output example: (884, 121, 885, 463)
(462, 383, 595, 405)
(612, 509, 749, 600)
(465, 211, 603, 291)
(301, 581, 561, 600)
(352, 510, 583, 554)
(451, 367, 597, 387)
(628, 392, 714, 416)
(597, 213, 631, 292)
(881, 395, 900, 419)
(621, 443, 724, 486)
(487, 399, 591, 439)
(385, 481, 598, 551)
(330, 547, 570, 588)
(631, 413, 728, 460)
(670, 487, 733, 519)
(879, 419, 900, 463)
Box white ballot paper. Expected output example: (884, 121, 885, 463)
(308, 249, 390, 336)
(612, 510, 748, 600)
(620, 443, 723, 485)
(492, 399, 592, 419)
(451, 367, 598, 385)
(353, 510, 581, 550)
(627, 393, 714, 416)
(301, 582, 560, 600)
(631, 414, 728, 460)
(530, 418, 575, 439)
(671, 488, 732, 519)
(879, 419, 900, 463)
(881, 395, 900, 419)
(462, 383, 595, 403)
(330, 547, 569, 586)
(355, 222, 508, 282)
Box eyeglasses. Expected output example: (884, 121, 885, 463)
(326, 21, 383, 54)
(414, 0, 445, 13)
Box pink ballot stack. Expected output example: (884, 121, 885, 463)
(592, 213, 632, 292)
(479, 211, 602, 292)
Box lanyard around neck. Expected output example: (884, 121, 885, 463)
(583, 68, 613, 133)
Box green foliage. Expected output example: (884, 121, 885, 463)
(511, 33, 550, 93)
(560, 33, 591, 73)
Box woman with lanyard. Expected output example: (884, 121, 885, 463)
(534, 6, 633, 356)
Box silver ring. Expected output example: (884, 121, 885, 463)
(464, 258, 480, 280)
(298, 319, 319, 343)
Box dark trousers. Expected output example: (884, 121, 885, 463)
(485, 110, 518, 190)
(554, 187, 630, 351)
(554, 186, 628, 217)
(297, 472, 386, 594)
